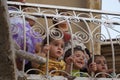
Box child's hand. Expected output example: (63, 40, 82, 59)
(65, 55, 74, 65)
(42, 44, 50, 55)
(88, 62, 97, 72)
(106, 68, 114, 74)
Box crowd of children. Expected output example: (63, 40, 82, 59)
(8, 0, 114, 78)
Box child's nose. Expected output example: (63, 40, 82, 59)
(101, 62, 105, 66)
(58, 46, 62, 50)
(79, 56, 84, 60)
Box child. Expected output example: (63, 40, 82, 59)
(34, 35, 66, 76)
(64, 45, 86, 77)
(87, 55, 113, 77)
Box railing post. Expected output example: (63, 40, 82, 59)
(0, 0, 17, 80)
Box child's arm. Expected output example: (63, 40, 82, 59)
(106, 68, 114, 74)
(65, 55, 74, 74)
(31, 61, 40, 69)
(42, 44, 50, 56)
(31, 44, 49, 70)
(87, 62, 97, 75)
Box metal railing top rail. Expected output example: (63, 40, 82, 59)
(7, 1, 120, 27)
(7, 1, 120, 16)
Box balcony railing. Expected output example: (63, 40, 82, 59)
(7, 1, 120, 80)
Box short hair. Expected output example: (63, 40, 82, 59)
(42, 36, 54, 47)
(64, 46, 84, 62)
(84, 48, 91, 58)
(87, 55, 105, 66)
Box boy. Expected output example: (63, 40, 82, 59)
(87, 55, 113, 77)
(64, 46, 86, 77)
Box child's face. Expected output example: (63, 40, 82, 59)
(95, 56, 108, 72)
(49, 39, 64, 60)
(58, 21, 69, 32)
(73, 50, 85, 69)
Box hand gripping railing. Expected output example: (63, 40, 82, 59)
(7, 1, 120, 80)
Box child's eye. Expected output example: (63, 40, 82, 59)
(75, 54, 80, 57)
(104, 61, 107, 64)
(96, 61, 101, 64)
(55, 44, 58, 46)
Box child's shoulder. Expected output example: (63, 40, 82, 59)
(49, 59, 65, 64)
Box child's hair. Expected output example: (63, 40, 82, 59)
(84, 48, 91, 58)
(42, 34, 64, 48)
(64, 46, 84, 62)
(87, 55, 105, 67)
(42, 36, 53, 47)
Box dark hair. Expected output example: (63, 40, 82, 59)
(84, 48, 91, 58)
(42, 36, 53, 47)
(52, 19, 59, 28)
(87, 55, 105, 66)
(64, 46, 84, 62)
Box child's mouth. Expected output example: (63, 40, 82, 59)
(57, 51, 62, 54)
(77, 61, 83, 65)
(102, 67, 106, 70)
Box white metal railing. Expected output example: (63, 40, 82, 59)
(7, 1, 120, 80)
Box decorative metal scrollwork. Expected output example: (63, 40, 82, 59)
(30, 25, 46, 39)
(69, 16, 80, 22)
(10, 24, 19, 35)
(74, 31, 89, 43)
(94, 33, 106, 43)
(49, 28, 64, 40)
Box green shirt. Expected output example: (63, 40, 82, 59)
(72, 69, 88, 77)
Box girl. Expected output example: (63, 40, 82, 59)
(33, 35, 66, 76)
